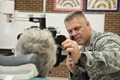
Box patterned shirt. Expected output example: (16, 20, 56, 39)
(69, 30, 120, 80)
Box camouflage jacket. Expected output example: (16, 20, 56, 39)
(69, 30, 120, 80)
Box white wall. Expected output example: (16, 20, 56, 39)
(0, 11, 105, 49)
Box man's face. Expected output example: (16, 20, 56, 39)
(65, 17, 92, 46)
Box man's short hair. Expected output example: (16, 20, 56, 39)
(64, 11, 87, 22)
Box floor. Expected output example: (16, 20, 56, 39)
(47, 77, 67, 80)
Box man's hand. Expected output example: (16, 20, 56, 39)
(61, 37, 81, 63)
(66, 55, 78, 74)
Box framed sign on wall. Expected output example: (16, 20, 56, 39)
(54, 0, 83, 11)
(86, 0, 119, 12)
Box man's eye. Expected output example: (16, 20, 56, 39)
(68, 30, 72, 34)
(74, 27, 80, 31)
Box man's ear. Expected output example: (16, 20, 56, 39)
(86, 21, 91, 30)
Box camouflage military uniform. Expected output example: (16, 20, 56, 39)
(69, 30, 120, 80)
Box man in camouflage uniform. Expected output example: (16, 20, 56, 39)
(61, 11, 120, 80)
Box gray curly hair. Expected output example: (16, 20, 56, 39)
(14, 28, 57, 77)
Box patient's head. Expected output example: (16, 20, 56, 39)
(14, 28, 57, 77)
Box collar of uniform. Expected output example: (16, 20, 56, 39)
(89, 30, 100, 51)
